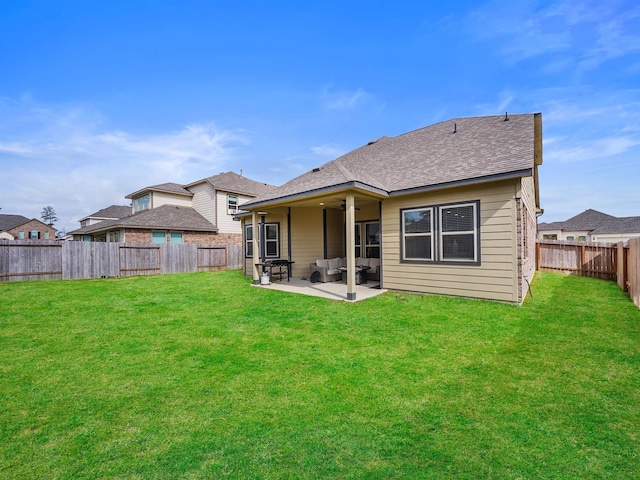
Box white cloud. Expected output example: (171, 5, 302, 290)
(320, 85, 371, 111)
(545, 136, 640, 163)
(465, 0, 640, 72)
(0, 98, 247, 232)
(311, 144, 345, 157)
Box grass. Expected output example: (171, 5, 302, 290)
(1, 270, 639, 479)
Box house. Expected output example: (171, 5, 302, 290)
(239, 113, 543, 303)
(69, 171, 276, 244)
(78, 205, 133, 229)
(0, 214, 57, 241)
(538, 209, 640, 243)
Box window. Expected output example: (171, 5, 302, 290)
(245, 224, 253, 257)
(578, 236, 586, 241)
(29, 230, 40, 239)
(133, 194, 150, 213)
(353, 221, 380, 258)
(108, 232, 120, 242)
(44, 232, 50, 239)
(244, 223, 280, 258)
(264, 223, 279, 258)
(18, 231, 24, 239)
(228, 195, 239, 215)
(566, 236, 575, 241)
(82, 235, 90, 242)
(170, 232, 183, 244)
(401, 201, 480, 264)
(365, 222, 380, 258)
(402, 208, 434, 261)
(440, 204, 477, 262)
(152, 231, 166, 244)
(543, 234, 557, 240)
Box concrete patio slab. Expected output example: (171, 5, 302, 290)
(252, 277, 387, 302)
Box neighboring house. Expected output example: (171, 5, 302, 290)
(78, 205, 132, 229)
(0, 214, 57, 241)
(538, 209, 640, 243)
(70, 171, 276, 244)
(239, 113, 543, 303)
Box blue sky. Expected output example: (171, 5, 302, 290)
(1, 0, 639, 233)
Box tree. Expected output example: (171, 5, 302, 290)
(41, 206, 58, 226)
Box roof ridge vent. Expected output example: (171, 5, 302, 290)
(312, 167, 321, 173)
(367, 139, 377, 145)
(504, 112, 509, 121)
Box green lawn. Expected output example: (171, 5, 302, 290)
(1, 271, 639, 479)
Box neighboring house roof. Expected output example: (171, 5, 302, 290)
(242, 113, 541, 208)
(69, 204, 218, 235)
(125, 182, 193, 199)
(79, 205, 131, 222)
(590, 216, 640, 234)
(0, 214, 31, 231)
(185, 171, 278, 197)
(538, 209, 617, 231)
(538, 209, 640, 235)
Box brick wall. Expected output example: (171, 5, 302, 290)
(8, 219, 57, 241)
(122, 229, 242, 245)
(516, 199, 537, 303)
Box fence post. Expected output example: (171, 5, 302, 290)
(617, 242, 626, 291)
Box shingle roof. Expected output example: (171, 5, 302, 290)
(0, 214, 31, 231)
(187, 171, 277, 197)
(69, 205, 217, 234)
(243, 113, 539, 207)
(590, 216, 640, 234)
(125, 182, 193, 199)
(538, 209, 640, 234)
(81, 205, 131, 221)
(538, 209, 617, 231)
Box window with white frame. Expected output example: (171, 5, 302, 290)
(133, 194, 150, 213)
(401, 201, 480, 264)
(264, 223, 279, 258)
(440, 204, 477, 262)
(228, 195, 238, 215)
(365, 221, 380, 258)
(244, 223, 280, 258)
(245, 224, 253, 257)
(402, 208, 434, 261)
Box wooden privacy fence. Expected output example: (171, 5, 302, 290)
(536, 239, 640, 309)
(627, 238, 640, 308)
(0, 240, 242, 282)
(536, 240, 618, 280)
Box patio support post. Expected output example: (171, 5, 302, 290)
(252, 211, 261, 284)
(345, 193, 356, 300)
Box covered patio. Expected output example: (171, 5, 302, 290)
(244, 188, 384, 302)
(253, 277, 386, 302)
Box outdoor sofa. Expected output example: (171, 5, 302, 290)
(310, 257, 380, 282)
